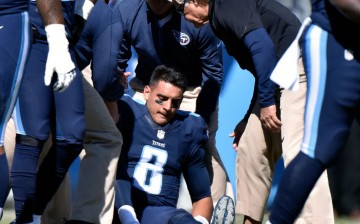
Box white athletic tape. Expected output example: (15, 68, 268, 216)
(270, 17, 312, 91)
(194, 215, 209, 224)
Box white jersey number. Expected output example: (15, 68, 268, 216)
(133, 145, 168, 194)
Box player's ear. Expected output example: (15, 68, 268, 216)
(143, 85, 151, 101)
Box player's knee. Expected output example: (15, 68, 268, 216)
(168, 209, 201, 224)
(16, 134, 45, 148)
(312, 148, 338, 168)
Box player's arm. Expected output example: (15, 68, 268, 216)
(218, 0, 280, 135)
(243, 28, 281, 133)
(229, 28, 280, 147)
(185, 146, 213, 222)
(115, 117, 140, 224)
(36, 0, 77, 92)
(330, 0, 360, 23)
(183, 118, 213, 222)
(75, 1, 124, 121)
(195, 24, 223, 125)
(36, 0, 64, 25)
(116, 176, 140, 224)
(192, 197, 213, 224)
(116, 175, 139, 224)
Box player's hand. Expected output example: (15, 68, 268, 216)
(118, 70, 132, 89)
(229, 119, 247, 150)
(44, 24, 76, 93)
(260, 105, 282, 133)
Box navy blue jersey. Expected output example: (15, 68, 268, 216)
(0, 10, 31, 145)
(112, 0, 222, 87)
(208, 0, 300, 66)
(311, 0, 360, 52)
(75, 0, 124, 101)
(208, 0, 300, 107)
(0, 0, 28, 15)
(116, 95, 210, 216)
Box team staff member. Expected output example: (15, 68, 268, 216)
(269, 0, 360, 223)
(0, 0, 77, 222)
(172, 0, 334, 223)
(105, 0, 229, 206)
(115, 66, 213, 224)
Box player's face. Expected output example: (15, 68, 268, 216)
(144, 81, 183, 126)
(173, 0, 209, 27)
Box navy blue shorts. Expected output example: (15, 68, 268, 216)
(0, 11, 31, 145)
(300, 24, 360, 166)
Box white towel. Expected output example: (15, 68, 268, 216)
(270, 17, 312, 91)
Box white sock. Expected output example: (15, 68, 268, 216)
(32, 214, 41, 224)
(0, 207, 3, 219)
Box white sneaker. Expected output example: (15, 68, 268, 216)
(211, 195, 235, 224)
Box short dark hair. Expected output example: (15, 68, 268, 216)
(149, 65, 187, 92)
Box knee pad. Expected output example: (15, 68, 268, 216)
(16, 134, 44, 148)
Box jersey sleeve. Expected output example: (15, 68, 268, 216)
(195, 24, 223, 124)
(115, 96, 137, 209)
(112, 1, 134, 74)
(213, 0, 277, 108)
(115, 154, 134, 209)
(243, 28, 276, 107)
(182, 115, 211, 202)
(75, 0, 124, 101)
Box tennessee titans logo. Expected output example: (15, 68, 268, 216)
(172, 30, 190, 46)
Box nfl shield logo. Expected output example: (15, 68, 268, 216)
(157, 130, 165, 139)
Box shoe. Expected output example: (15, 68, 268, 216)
(211, 196, 235, 224)
(9, 220, 16, 224)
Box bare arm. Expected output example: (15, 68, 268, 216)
(36, 0, 77, 92)
(192, 197, 213, 223)
(330, 0, 360, 23)
(36, 0, 64, 25)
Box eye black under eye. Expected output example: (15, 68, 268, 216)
(155, 97, 182, 108)
(155, 99, 164, 105)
